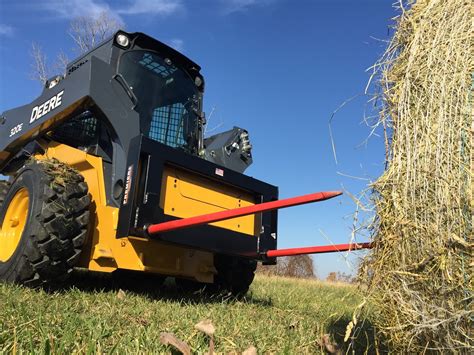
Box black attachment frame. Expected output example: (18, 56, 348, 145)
(117, 135, 278, 261)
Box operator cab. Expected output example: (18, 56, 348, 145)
(114, 32, 205, 156)
(51, 31, 205, 157)
(119, 49, 202, 155)
(49, 31, 250, 178)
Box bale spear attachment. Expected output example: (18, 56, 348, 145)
(146, 190, 372, 257)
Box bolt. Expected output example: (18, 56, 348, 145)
(10, 217, 19, 228)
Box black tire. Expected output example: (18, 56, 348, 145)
(0, 160, 90, 287)
(174, 257, 256, 297)
(175, 277, 207, 293)
(0, 180, 10, 206)
(214, 255, 257, 297)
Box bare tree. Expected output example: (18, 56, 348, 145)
(30, 42, 49, 84)
(54, 49, 70, 76)
(326, 271, 355, 283)
(285, 255, 315, 278)
(257, 255, 316, 279)
(69, 11, 123, 54)
(30, 11, 123, 83)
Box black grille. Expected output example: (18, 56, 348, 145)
(149, 103, 187, 148)
(51, 112, 98, 149)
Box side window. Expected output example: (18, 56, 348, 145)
(149, 103, 187, 148)
(50, 111, 99, 151)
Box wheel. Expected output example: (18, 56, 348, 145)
(175, 277, 207, 293)
(0, 159, 91, 287)
(214, 255, 257, 297)
(175, 256, 257, 297)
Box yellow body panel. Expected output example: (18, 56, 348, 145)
(161, 167, 258, 236)
(35, 142, 215, 282)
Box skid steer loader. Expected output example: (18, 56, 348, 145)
(0, 31, 370, 295)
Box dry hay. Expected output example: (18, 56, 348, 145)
(359, 0, 473, 352)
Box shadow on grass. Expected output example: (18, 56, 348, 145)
(326, 316, 388, 354)
(57, 269, 274, 307)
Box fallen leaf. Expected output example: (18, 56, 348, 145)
(320, 334, 341, 354)
(124, 314, 150, 327)
(117, 289, 126, 300)
(209, 338, 215, 355)
(288, 320, 299, 330)
(195, 319, 216, 336)
(159, 332, 191, 355)
(242, 345, 257, 355)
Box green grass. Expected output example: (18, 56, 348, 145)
(0, 273, 381, 353)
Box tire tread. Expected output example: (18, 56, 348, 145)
(0, 160, 90, 287)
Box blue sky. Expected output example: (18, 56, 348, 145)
(0, 0, 394, 278)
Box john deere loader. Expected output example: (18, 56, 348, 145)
(0, 31, 368, 295)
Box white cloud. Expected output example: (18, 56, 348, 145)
(117, 0, 183, 16)
(0, 24, 14, 36)
(41, 0, 182, 20)
(221, 0, 275, 14)
(168, 38, 184, 52)
(41, 0, 113, 19)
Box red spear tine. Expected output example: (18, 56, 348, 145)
(147, 190, 342, 235)
(265, 242, 373, 258)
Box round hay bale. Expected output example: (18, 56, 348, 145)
(360, 0, 473, 351)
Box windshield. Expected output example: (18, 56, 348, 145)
(119, 50, 200, 152)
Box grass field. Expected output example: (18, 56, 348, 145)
(0, 273, 382, 353)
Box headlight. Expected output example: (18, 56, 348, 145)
(116, 33, 130, 48)
(194, 76, 203, 88)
